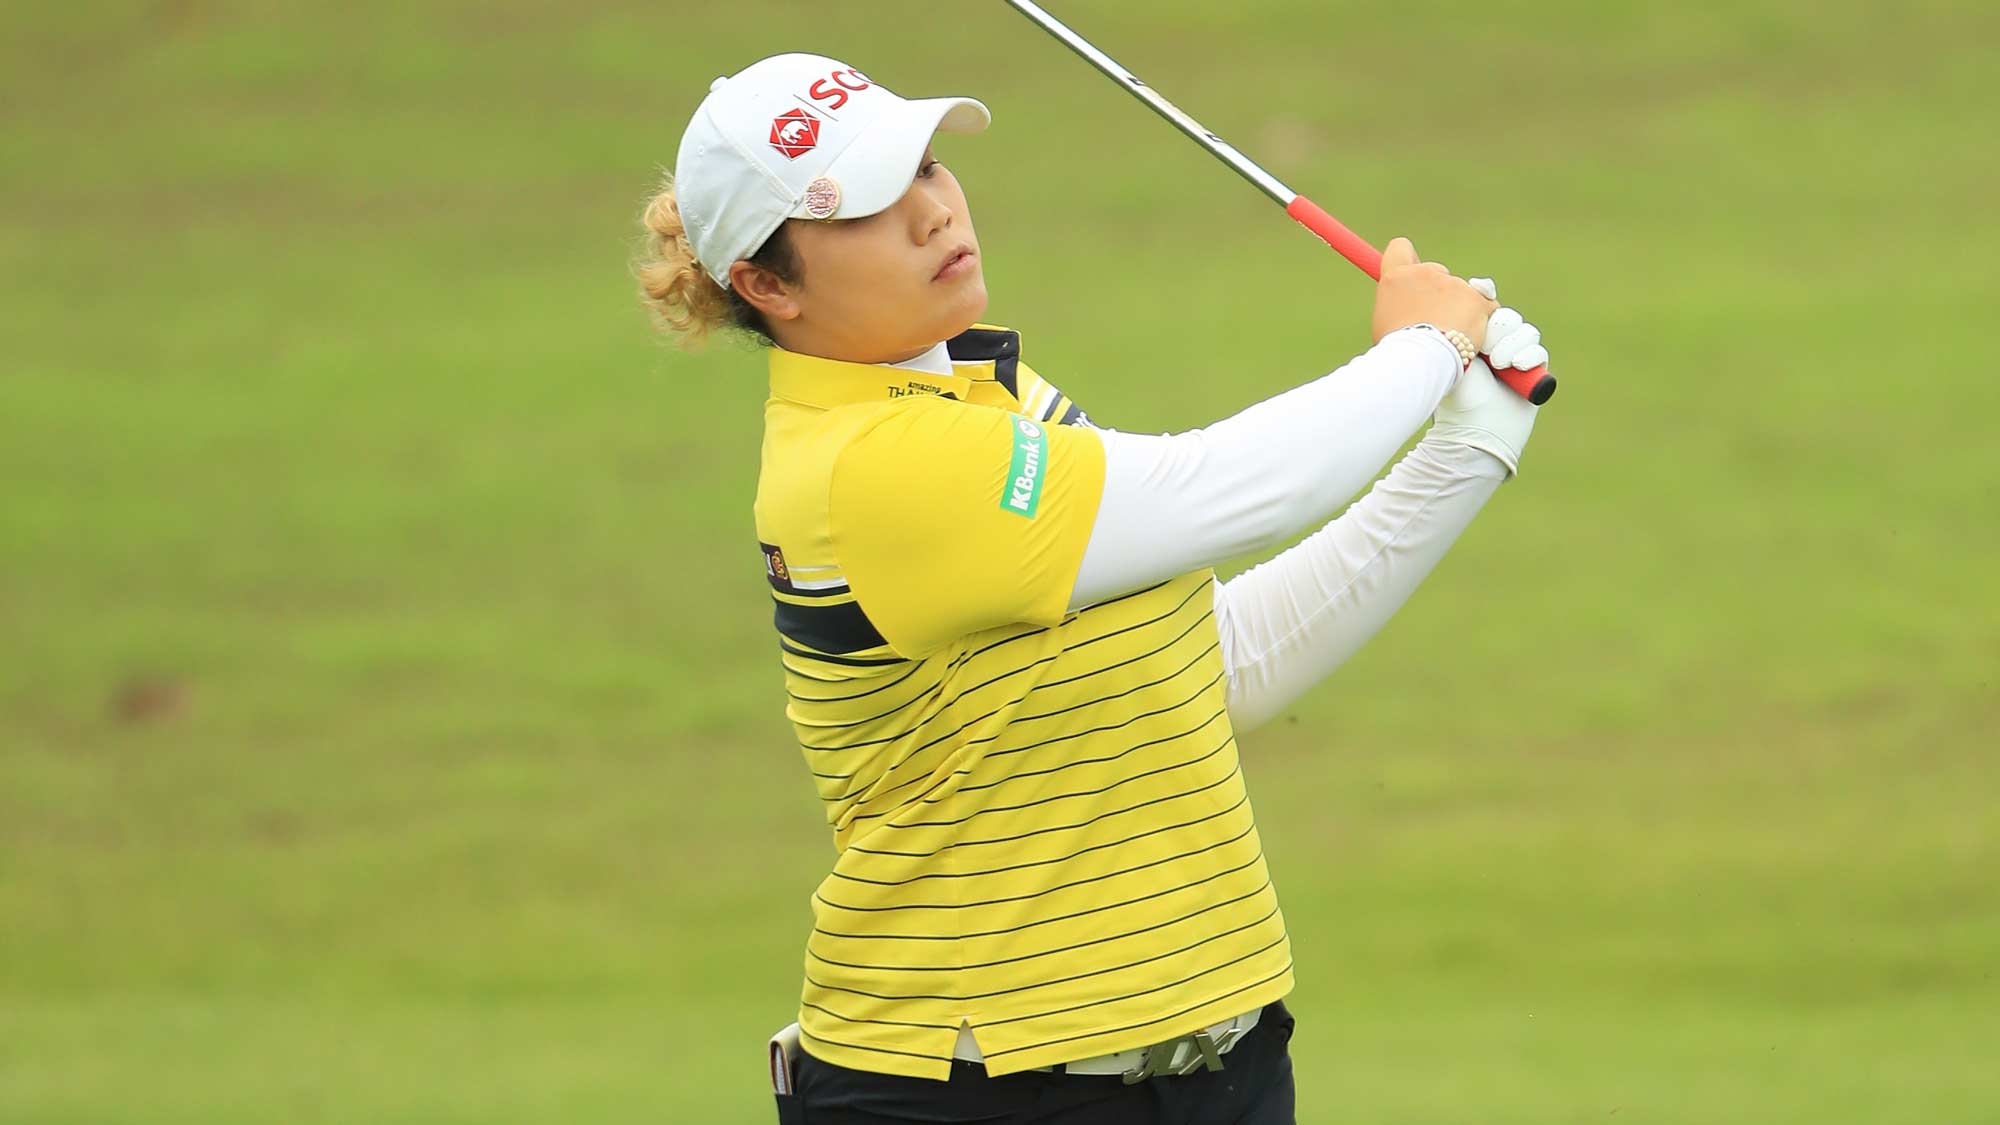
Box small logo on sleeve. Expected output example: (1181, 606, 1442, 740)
(761, 542, 794, 592)
(1001, 416, 1048, 519)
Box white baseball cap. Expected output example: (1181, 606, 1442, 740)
(675, 53, 991, 288)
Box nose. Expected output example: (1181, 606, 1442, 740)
(909, 183, 952, 244)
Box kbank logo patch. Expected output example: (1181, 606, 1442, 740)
(1001, 415, 1047, 519)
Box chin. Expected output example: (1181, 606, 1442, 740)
(940, 282, 989, 337)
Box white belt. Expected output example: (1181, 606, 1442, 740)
(952, 1007, 1261, 1082)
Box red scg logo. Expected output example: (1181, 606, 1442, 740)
(769, 108, 821, 160)
(807, 68, 872, 111)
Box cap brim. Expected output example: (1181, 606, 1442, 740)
(803, 96, 990, 222)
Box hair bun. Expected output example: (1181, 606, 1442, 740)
(635, 177, 735, 347)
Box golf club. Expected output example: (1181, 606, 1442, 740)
(1004, 0, 1557, 405)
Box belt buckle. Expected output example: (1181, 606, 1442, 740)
(1121, 1020, 1246, 1084)
(1172, 1029, 1228, 1077)
(1120, 1041, 1177, 1085)
(1211, 1020, 1252, 1057)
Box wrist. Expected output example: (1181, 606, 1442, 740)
(1430, 355, 1539, 479)
(1392, 322, 1463, 366)
(1390, 323, 1469, 393)
(1426, 423, 1521, 478)
(1406, 323, 1476, 368)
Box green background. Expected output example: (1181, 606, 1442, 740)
(4, 1, 1995, 1121)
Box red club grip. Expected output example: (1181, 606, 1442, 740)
(1285, 195, 1554, 405)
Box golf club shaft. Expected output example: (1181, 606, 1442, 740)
(1003, 0, 1556, 405)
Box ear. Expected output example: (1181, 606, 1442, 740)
(728, 259, 801, 324)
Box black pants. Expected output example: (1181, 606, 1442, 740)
(776, 1002, 1296, 1124)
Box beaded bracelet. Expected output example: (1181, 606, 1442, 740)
(1441, 328, 1479, 370)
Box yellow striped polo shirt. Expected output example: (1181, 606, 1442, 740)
(754, 324, 1293, 1081)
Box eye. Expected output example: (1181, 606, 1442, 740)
(918, 159, 943, 179)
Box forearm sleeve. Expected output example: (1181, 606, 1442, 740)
(1069, 326, 1462, 609)
(1212, 436, 1507, 733)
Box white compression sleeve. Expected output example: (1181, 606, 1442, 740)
(1212, 436, 1506, 733)
(1068, 326, 1462, 609)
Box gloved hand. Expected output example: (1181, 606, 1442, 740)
(1468, 277, 1549, 372)
(1431, 277, 1543, 476)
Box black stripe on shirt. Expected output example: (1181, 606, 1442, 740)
(812, 818, 1257, 914)
(779, 659, 846, 683)
(994, 350, 1021, 399)
(813, 845, 1265, 942)
(797, 1025, 952, 1064)
(774, 597, 889, 655)
(1022, 612, 1214, 700)
(800, 1000, 957, 1031)
(858, 729, 1236, 839)
(845, 761, 1244, 866)
(804, 936, 1288, 1011)
(1055, 579, 1212, 660)
(788, 660, 927, 704)
(817, 579, 1156, 693)
(827, 789, 1249, 887)
(808, 878, 1272, 974)
(801, 649, 1061, 754)
(936, 709, 1229, 806)
(780, 640, 906, 668)
(945, 326, 1020, 363)
(824, 580, 1209, 765)
(977, 956, 1292, 1045)
(837, 665, 1223, 816)
(788, 616, 1041, 711)
(805, 909, 1284, 1005)
(999, 640, 1216, 731)
(946, 326, 1022, 398)
(801, 675, 953, 746)
(777, 582, 853, 600)
(813, 576, 1215, 808)
(1076, 579, 1171, 614)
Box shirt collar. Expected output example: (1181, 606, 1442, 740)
(767, 324, 1022, 410)
(885, 340, 953, 378)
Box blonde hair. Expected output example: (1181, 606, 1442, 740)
(634, 174, 799, 348)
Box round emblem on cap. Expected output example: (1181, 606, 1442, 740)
(803, 176, 841, 220)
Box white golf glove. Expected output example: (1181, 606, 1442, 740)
(1432, 277, 1543, 476)
(1468, 277, 1549, 372)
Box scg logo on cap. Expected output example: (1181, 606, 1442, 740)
(769, 108, 821, 160)
(807, 67, 872, 111)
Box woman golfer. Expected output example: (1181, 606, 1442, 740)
(639, 53, 1547, 1125)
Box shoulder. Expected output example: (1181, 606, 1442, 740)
(832, 396, 1023, 474)
(759, 396, 1009, 524)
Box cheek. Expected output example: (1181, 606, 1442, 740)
(819, 255, 921, 336)
(803, 249, 882, 314)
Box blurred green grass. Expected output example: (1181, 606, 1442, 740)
(3, 1, 1996, 1121)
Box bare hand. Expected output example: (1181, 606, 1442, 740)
(1370, 237, 1497, 345)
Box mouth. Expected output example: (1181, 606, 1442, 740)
(933, 247, 976, 281)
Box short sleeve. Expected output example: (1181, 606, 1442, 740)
(828, 398, 1107, 658)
